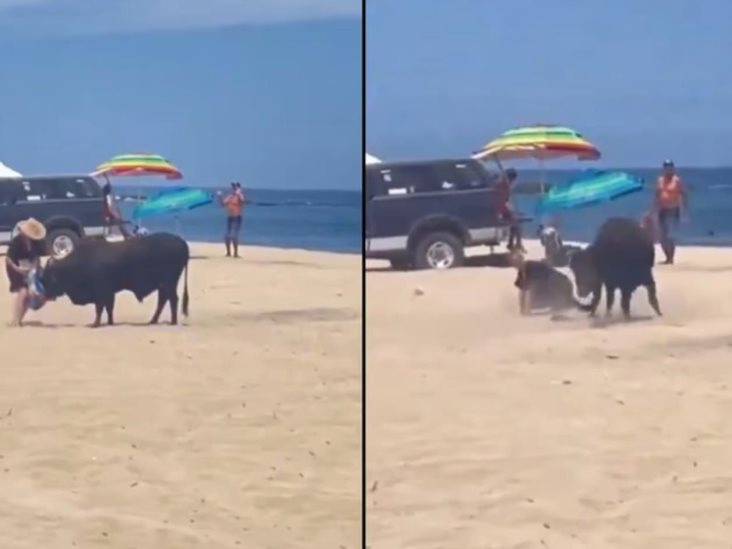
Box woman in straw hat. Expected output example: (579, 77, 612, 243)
(5, 218, 47, 326)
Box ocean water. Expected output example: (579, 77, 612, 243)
(117, 188, 361, 254)
(511, 167, 732, 246)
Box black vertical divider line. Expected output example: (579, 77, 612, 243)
(360, 0, 367, 548)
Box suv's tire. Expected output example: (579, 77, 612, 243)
(47, 228, 80, 259)
(413, 232, 465, 270)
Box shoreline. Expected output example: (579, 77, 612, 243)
(187, 240, 361, 257)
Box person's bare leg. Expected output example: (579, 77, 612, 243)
(514, 224, 526, 253)
(9, 289, 29, 327)
(119, 219, 132, 240)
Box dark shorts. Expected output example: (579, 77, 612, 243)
(7, 267, 27, 293)
(658, 207, 680, 240)
(226, 215, 242, 240)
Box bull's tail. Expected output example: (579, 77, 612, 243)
(181, 260, 189, 317)
(573, 297, 594, 312)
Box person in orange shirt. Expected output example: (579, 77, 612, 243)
(654, 160, 688, 264)
(218, 181, 245, 257)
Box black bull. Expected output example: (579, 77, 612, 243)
(42, 233, 190, 327)
(569, 217, 662, 319)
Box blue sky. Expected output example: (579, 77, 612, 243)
(367, 0, 732, 167)
(0, 0, 361, 190)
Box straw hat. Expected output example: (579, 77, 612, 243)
(17, 218, 47, 241)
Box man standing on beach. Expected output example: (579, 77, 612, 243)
(654, 160, 688, 264)
(102, 182, 132, 240)
(496, 168, 525, 252)
(218, 182, 245, 258)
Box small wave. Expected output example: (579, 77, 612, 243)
(708, 184, 732, 190)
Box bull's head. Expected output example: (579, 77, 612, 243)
(41, 257, 65, 299)
(568, 247, 598, 298)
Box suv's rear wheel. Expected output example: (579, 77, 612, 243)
(47, 228, 80, 259)
(413, 232, 465, 270)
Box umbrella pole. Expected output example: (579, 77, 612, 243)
(136, 187, 142, 227)
(539, 157, 546, 195)
(492, 154, 504, 174)
(102, 174, 111, 240)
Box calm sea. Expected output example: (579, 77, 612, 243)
(512, 167, 732, 246)
(118, 188, 361, 254)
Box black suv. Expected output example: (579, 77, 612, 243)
(0, 175, 106, 257)
(366, 158, 509, 270)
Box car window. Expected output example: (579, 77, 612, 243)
(365, 170, 379, 200)
(70, 178, 101, 198)
(14, 178, 101, 201)
(371, 163, 492, 196)
(430, 162, 492, 191)
(18, 179, 51, 201)
(453, 162, 490, 190)
(374, 165, 442, 195)
(0, 180, 24, 205)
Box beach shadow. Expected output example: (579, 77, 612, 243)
(22, 320, 186, 329)
(18, 320, 71, 329)
(465, 253, 515, 268)
(589, 315, 655, 328)
(667, 264, 732, 274)
(230, 307, 358, 324)
(245, 259, 325, 269)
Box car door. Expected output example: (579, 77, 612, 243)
(364, 169, 378, 253)
(0, 179, 26, 243)
(367, 165, 436, 253)
(448, 161, 503, 238)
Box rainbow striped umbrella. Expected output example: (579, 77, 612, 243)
(473, 125, 600, 162)
(93, 153, 182, 180)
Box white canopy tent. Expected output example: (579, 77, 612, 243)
(0, 162, 21, 177)
(365, 153, 381, 165)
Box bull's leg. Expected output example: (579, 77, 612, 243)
(93, 302, 104, 328)
(646, 278, 662, 316)
(518, 289, 529, 315)
(620, 287, 634, 320)
(169, 289, 179, 325)
(106, 294, 115, 326)
(605, 284, 616, 316)
(150, 290, 167, 325)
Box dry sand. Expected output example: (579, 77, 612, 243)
(367, 242, 732, 549)
(0, 243, 361, 549)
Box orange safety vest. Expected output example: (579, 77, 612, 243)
(656, 175, 683, 209)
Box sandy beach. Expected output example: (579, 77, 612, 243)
(0, 243, 361, 549)
(367, 242, 732, 549)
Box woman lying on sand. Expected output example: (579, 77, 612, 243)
(509, 251, 582, 319)
(5, 218, 47, 327)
